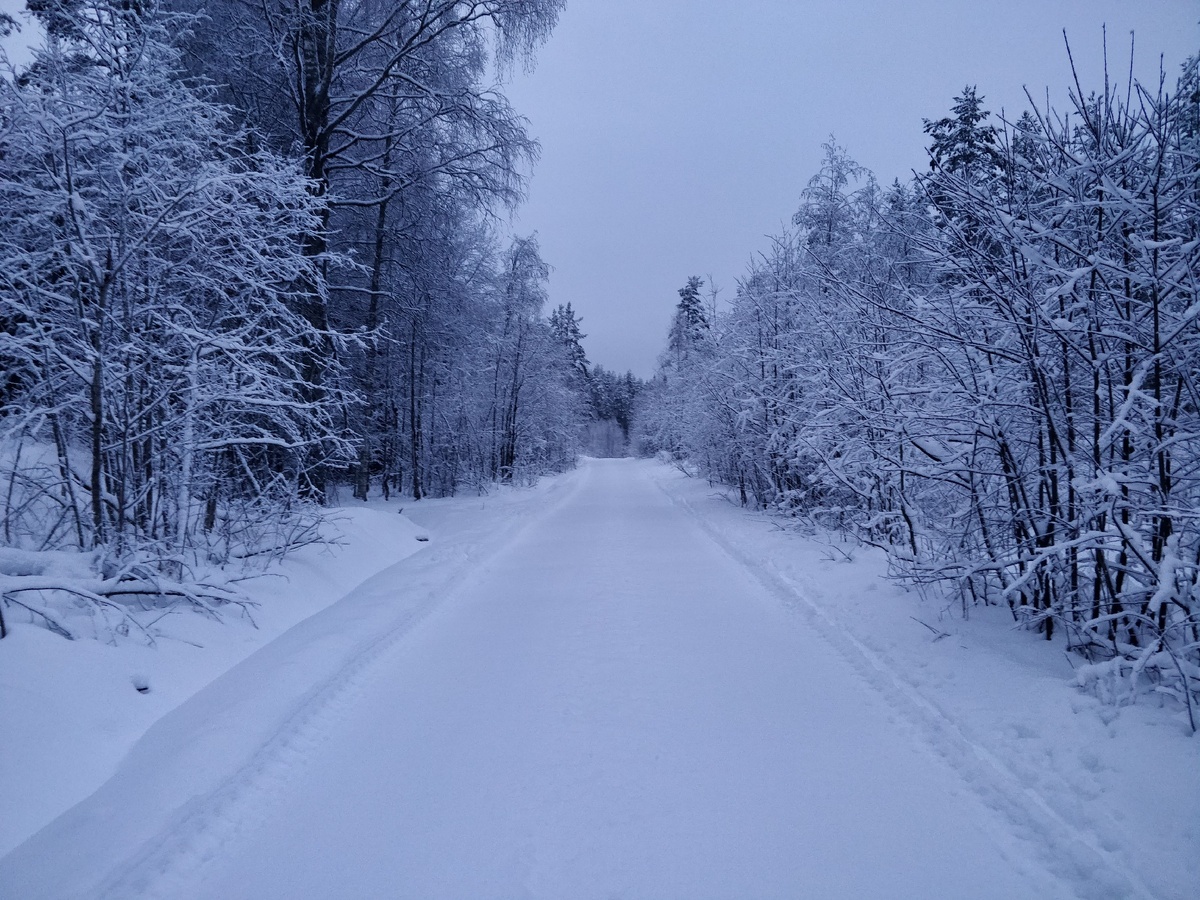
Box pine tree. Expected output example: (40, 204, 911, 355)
(667, 275, 708, 362)
(549, 302, 590, 379)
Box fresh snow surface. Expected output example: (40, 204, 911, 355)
(1, 458, 1197, 899)
(0, 502, 430, 857)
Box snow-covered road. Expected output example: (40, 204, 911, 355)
(4, 459, 1106, 898)
(181, 459, 1074, 899)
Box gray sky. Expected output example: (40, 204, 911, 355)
(502, 0, 1200, 376)
(4, 1, 1197, 376)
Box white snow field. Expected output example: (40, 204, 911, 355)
(1, 459, 1197, 899)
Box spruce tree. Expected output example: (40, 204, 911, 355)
(668, 276, 708, 362)
(549, 302, 590, 379)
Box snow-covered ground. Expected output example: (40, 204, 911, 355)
(1, 458, 1196, 899)
(650, 462, 1199, 900)
(0, 474, 573, 857)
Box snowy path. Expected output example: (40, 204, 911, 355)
(5, 459, 1099, 898)
(175, 459, 1074, 899)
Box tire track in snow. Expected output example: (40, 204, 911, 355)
(652, 470, 1162, 900)
(87, 472, 591, 900)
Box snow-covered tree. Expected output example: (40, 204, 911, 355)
(637, 51, 1200, 727)
(173, 0, 566, 498)
(549, 302, 590, 380)
(0, 0, 345, 634)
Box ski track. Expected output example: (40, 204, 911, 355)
(650, 470, 1162, 900)
(89, 474, 590, 900)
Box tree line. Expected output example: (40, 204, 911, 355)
(636, 50, 1200, 727)
(0, 0, 639, 637)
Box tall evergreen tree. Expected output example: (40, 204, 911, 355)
(549, 302, 590, 379)
(667, 275, 708, 362)
(922, 85, 1000, 178)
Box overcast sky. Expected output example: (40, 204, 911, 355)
(3, 1, 1197, 376)
(501, 0, 1200, 376)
